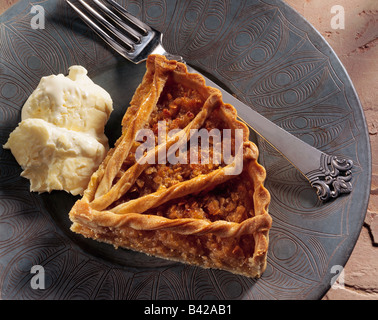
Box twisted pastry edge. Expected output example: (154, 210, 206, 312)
(69, 54, 272, 278)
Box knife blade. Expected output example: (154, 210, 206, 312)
(186, 65, 353, 201)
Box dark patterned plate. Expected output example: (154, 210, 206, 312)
(0, 0, 371, 299)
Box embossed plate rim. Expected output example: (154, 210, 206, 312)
(0, 0, 371, 300)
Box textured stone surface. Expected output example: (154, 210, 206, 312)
(1, 0, 376, 300)
(284, 0, 377, 300)
(0, 0, 18, 14)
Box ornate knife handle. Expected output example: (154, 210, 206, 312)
(188, 66, 354, 202)
(307, 154, 353, 201)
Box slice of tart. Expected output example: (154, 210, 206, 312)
(69, 54, 271, 278)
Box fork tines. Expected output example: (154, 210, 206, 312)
(66, 0, 155, 57)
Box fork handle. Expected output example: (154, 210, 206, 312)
(184, 65, 353, 201)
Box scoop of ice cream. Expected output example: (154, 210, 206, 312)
(4, 65, 113, 195)
(21, 65, 113, 147)
(4, 118, 106, 195)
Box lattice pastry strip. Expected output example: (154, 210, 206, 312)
(69, 55, 272, 278)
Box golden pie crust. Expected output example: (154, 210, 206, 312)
(69, 54, 271, 278)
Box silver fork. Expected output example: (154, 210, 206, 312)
(65, 0, 353, 201)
